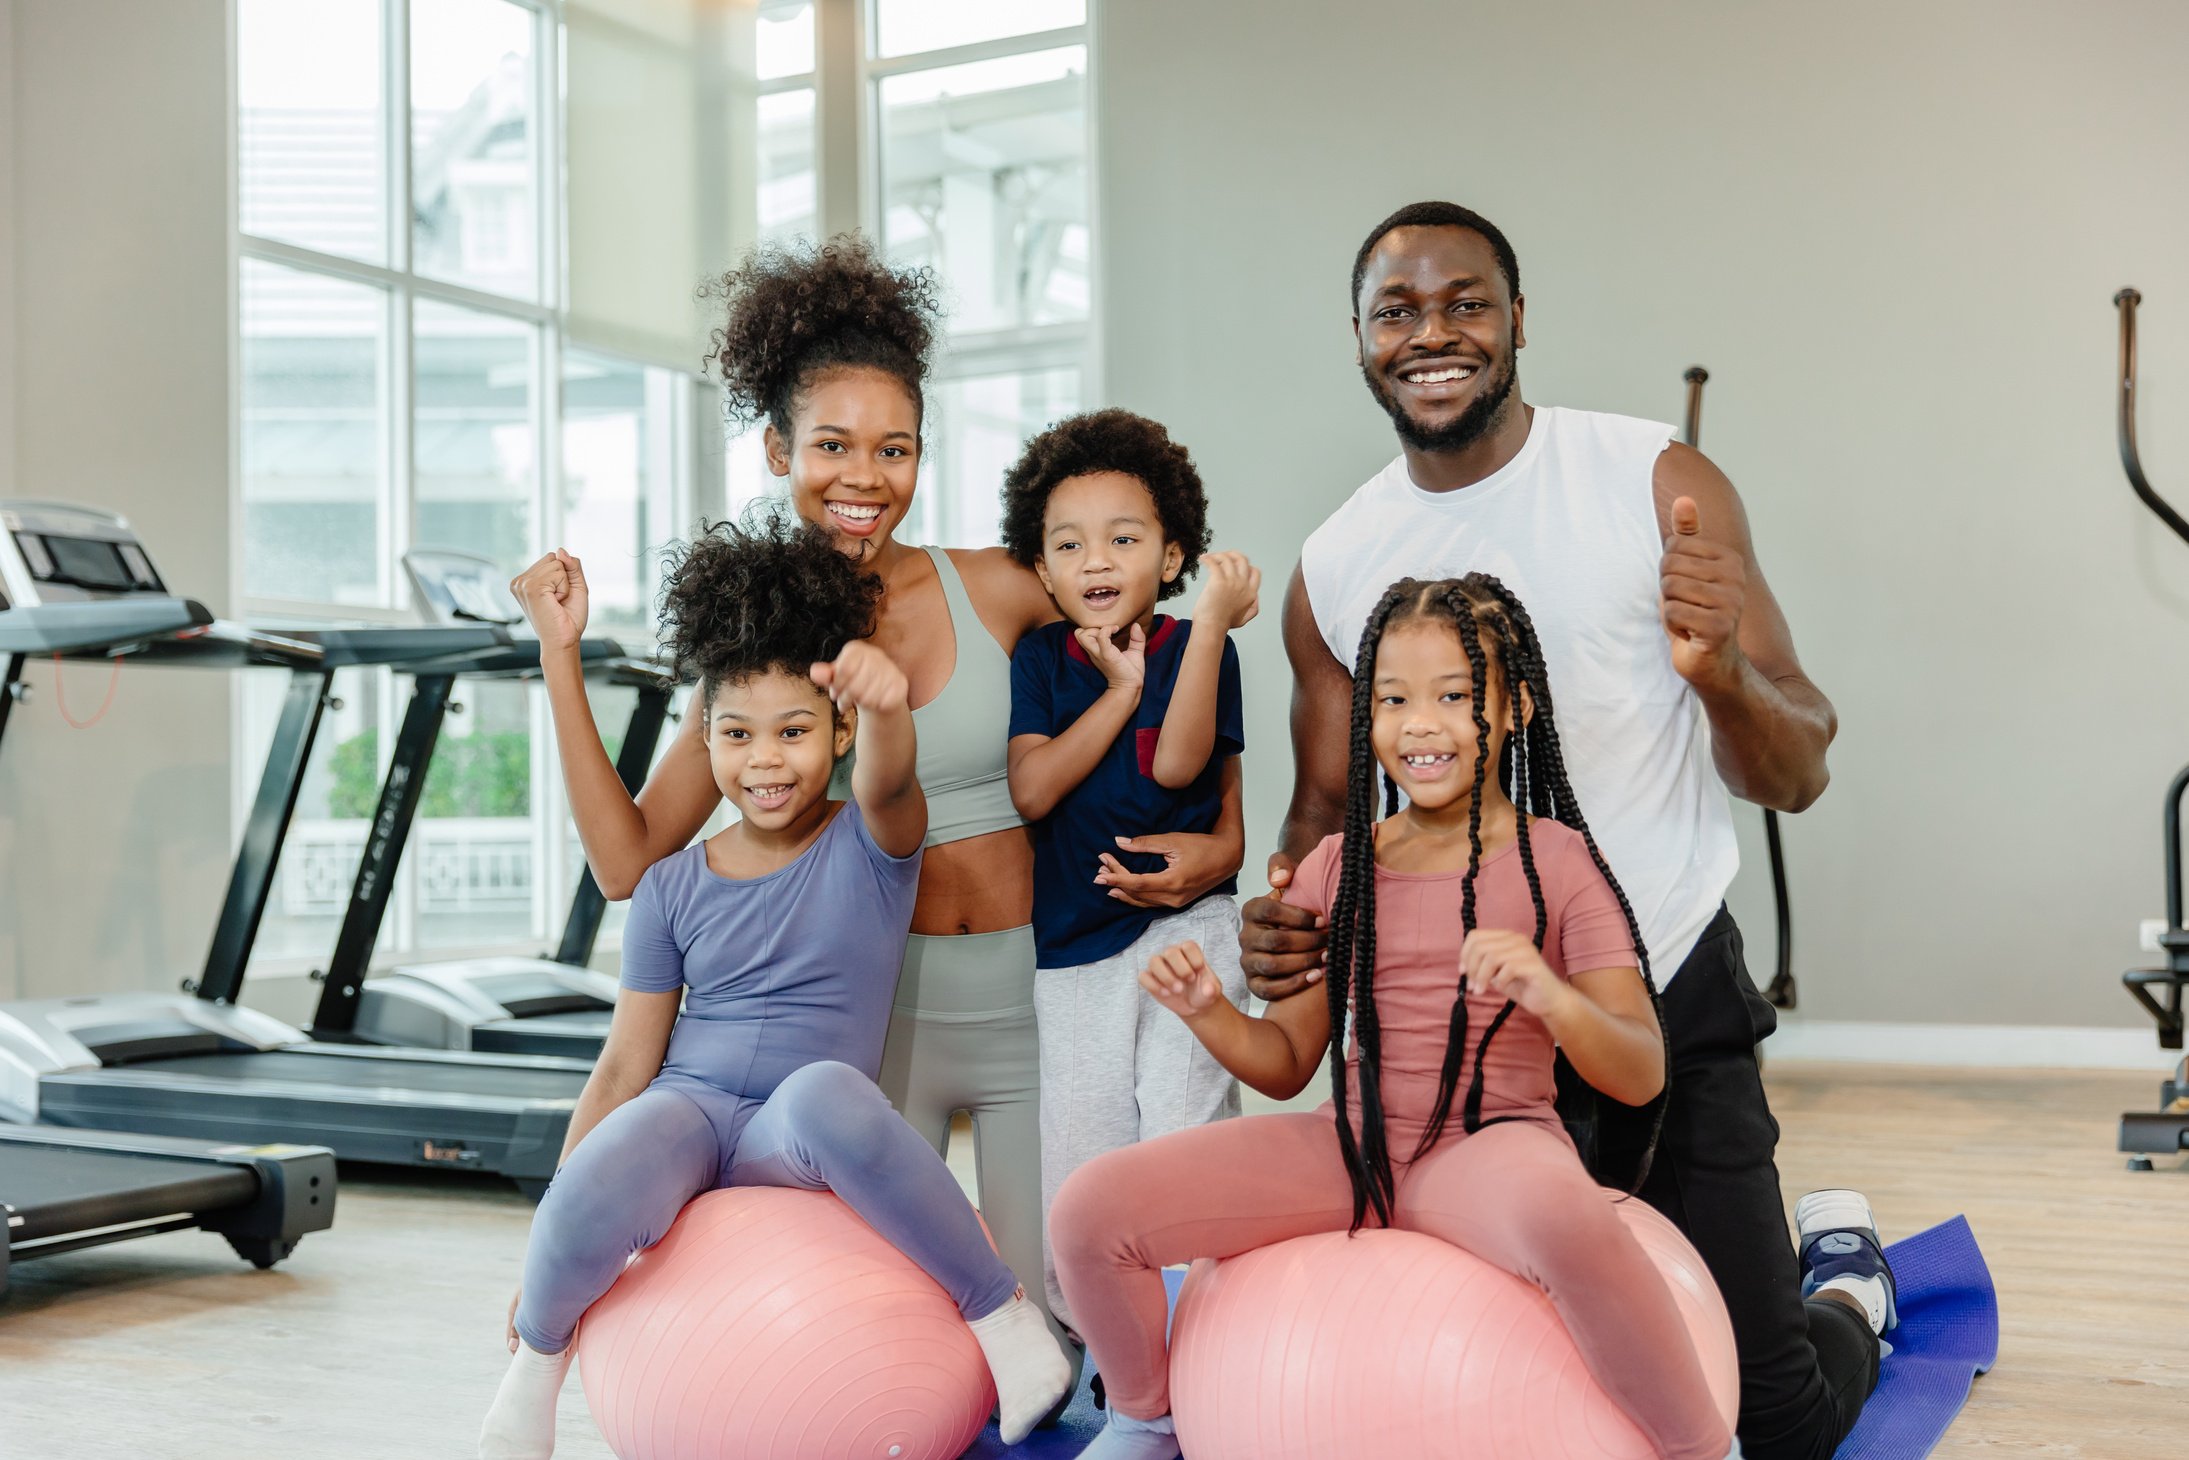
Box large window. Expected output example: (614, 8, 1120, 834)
(235, 0, 704, 972)
(238, 1, 1096, 974)
(730, 2, 1092, 544)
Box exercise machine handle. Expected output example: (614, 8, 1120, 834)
(2116, 289, 2189, 547)
(1679, 363, 1796, 1010)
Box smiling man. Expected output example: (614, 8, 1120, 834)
(1240, 201, 1887, 1460)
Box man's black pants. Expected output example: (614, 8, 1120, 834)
(1592, 907, 1881, 1460)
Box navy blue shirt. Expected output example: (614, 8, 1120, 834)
(1009, 616, 1244, 968)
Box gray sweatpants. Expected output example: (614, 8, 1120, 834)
(1032, 896, 1247, 1325)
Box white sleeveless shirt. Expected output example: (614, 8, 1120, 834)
(1299, 405, 1738, 979)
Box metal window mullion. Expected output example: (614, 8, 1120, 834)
(863, 25, 1087, 79)
(390, 283, 413, 612)
(814, 0, 863, 238)
(1081, 0, 1103, 402)
(383, 278, 416, 959)
(387, 0, 411, 274)
(238, 235, 554, 326)
(535, 322, 564, 947)
(758, 71, 816, 97)
(538, 1, 562, 313)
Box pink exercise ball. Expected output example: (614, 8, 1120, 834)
(1169, 1190, 1739, 1460)
(576, 1187, 997, 1460)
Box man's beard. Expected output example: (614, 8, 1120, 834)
(1362, 350, 1517, 454)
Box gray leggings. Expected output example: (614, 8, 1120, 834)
(879, 926, 1080, 1382)
(513, 1059, 1019, 1354)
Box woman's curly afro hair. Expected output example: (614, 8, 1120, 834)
(658, 505, 885, 707)
(704, 234, 944, 436)
(998, 409, 1213, 602)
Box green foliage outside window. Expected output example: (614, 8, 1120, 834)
(326, 728, 624, 820)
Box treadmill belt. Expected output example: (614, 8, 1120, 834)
(2, 1145, 254, 1243)
(142, 1049, 587, 1100)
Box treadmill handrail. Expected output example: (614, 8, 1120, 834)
(2116, 289, 2189, 547)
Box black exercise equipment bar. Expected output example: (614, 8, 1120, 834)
(2111, 286, 2189, 1167)
(1681, 366, 1797, 1011)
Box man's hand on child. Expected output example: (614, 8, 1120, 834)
(1140, 941, 1226, 1021)
(1241, 854, 1329, 999)
(1075, 621, 1147, 693)
(811, 641, 909, 713)
(1193, 550, 1262, 632)
(1462, 928, 1570, 1020)
(510, 549, 589, 652)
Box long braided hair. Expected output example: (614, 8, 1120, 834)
(1323, 574, 1670, 1232)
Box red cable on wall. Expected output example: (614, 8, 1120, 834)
(52, 653, 124, 729)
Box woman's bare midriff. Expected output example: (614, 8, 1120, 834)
(911, 825, 1035, 935)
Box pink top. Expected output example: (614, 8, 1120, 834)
(1289, 820, 1638, 1148)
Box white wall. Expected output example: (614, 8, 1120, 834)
(1094, 0, 2189, 1030)
(0, 0, 235, 1001)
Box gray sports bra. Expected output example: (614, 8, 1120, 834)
(832, 545, 1026, 848)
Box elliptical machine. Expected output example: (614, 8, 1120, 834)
(2112, 288, 2189, 1170)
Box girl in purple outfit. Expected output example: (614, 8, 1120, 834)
(479, 514, 1069, 1460)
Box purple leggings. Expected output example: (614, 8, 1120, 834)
(515, 1058, 1019, 1353)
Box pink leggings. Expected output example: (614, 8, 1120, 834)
(1049, 1108, 1731, 1460)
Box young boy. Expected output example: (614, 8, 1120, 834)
(1001, 408, 1259, 1327)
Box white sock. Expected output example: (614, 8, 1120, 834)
(966, 1289, 1073, 1446)
(1816, 1273, 1890, 1334)
(1077, 1408, 1181, 1460)
(479, 1339, 574, 1460)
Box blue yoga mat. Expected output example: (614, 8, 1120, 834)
(974, 1221, 1996, 1458)
(1835, 1215, 1998, 1460)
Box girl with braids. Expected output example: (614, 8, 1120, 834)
(482, 514, 1070, 1460)
(509, 236, 1243, 1413)
(1049, 574, 1738, 1460)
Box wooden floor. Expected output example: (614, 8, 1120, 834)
(2, 1065, 2183, 1458)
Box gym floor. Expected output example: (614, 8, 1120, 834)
(2, 1065, 2181, 1460)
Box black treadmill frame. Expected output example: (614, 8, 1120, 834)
(0, 611, 592, 1193)
(306, 644, 673, 1045)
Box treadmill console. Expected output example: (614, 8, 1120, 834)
(0, 501, 168, 611)
(403, 547, 522, 627)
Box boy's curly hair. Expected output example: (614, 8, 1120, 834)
(703, 234, 943, 436)
(658, 506, 884, 706)
(997, 409, 1212, 602)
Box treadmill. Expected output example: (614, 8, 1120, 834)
(0, 502, 336, 1294)
(2, 1124, 334, 1297)
(0, 504, 593, 1196)
(339, 550, 674, 1059)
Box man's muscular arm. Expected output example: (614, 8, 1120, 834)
(1240, 566, 1345, 998)
(1654, 442, 1836, 812)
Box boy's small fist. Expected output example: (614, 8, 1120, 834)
(1194, 551, 1261, 632)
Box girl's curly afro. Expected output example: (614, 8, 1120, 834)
(998, 409, 1213, 602)
(703, 234, 944, 436)
(658, 506, 885, 705)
